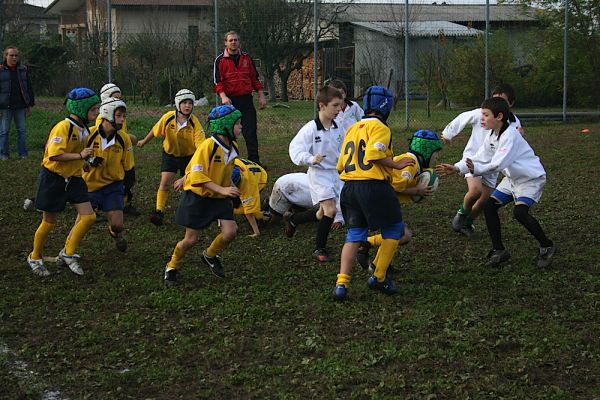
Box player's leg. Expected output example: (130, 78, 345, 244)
(313, 198, 336, 262)
(107, 209, 126, 252)
(453, 176, 482, 232)
(165, 227, 201, 283)
(511, 176, 556, 267)
(483, 186, 512, 267)
(61, 200, 96, 275)
(152, 171, 176, 225)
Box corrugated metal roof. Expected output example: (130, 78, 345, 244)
(336, 3, 539, 23)
(352, 20, 483, 37)
(111, 0, 212, 6)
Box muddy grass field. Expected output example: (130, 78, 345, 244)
(0, 102, 598, 399)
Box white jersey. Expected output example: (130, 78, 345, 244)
(442, 108, 522, 159)
(289, 117, 344, 171)
(335, 99, 364, 134)
(268, 173, 344, 224)
(455, 124, 545, 185)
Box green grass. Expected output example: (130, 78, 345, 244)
(0, 99, 599, 399)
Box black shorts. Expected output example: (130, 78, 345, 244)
(34, 168, 89, 212)
(175, 190, 235, 230)
(161, 151, 192, 176)
(340, 180, 403, 230)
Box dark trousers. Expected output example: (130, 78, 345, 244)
(231, 94, 259, 163)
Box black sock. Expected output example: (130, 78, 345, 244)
(316, 215, 334, 249)
(513, 204, 553, 248)
(484, 198, 505, 250)
(290, 206, 319, 226)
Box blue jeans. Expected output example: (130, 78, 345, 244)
(0, 108, 28, 158)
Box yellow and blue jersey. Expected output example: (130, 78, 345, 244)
(233, 158, 268, 216)
(152, 111, 205, 157)
(183, 136, 239, 198)
(337, 116, 394, 182)
(390, 152, 422, 204)
(42, 118, 90, 178)
(83, 126, 135, 192)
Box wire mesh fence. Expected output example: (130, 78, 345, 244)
(1, 0, 599, 133)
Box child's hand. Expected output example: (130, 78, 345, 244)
(173, 178, 185, 191)
(331, 222, 344, 231)
(466, 158, 474, 174)
(221, 186, 241, 198)
(394, 156, 415, 170)
(136, 139, 146, 148)
(80, 147, 93, 159)
(312, 154, 326, 165)
(248, 232, 260, 238)
(435, 163, 457, 177)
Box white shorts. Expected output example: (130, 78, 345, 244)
(268, 173, 313, 215)
(464, 172, 498, 189)
(307, 168, 343, 204)
(495, 175, 546, 203)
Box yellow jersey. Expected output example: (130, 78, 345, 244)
(83, 125, 135, 192)
(152, 111, 205, 157)
(42, 118, 90, 178)
(183, 136, 239, 198)
(233, 158, 268, 216)
(337, 117, 394, 182)
(391, 152, 421, 204)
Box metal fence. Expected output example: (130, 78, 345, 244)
(2, 0, 598, 131)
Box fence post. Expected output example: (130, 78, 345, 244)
(107, 0, 112, 83)
(563, 0, 568, 122)
(313, 0, 319, 118)
(404, 0, 409, 130)
(485, 0, 489, 98)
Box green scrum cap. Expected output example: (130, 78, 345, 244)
(409, 129, 443, 167)
(208, 105, 242, 140)
(66, 87, 100, 124)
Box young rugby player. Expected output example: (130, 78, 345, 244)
(83, 97, 134, 252)
(164, 105, 242, 283)
(137, 89, 205, 225)
(288, 86, 344, 263)
(357, 130, 443, 273)
(232, 158, 268, 237)
(326, 79, 364, 134)
(26, 88, 100, 276)
(97, 83, 139, 216)
(333, 86, 415, 300)
(437, 97, 556, 268)
(442, 83, 522, 236)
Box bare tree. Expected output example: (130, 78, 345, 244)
(220, 0, 350, 102)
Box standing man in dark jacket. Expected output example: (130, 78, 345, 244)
(0, 46, 35, 160)
(213, 31, 267, 164)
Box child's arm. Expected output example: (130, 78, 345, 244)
(244, 213, 260, 237)
(441, 109, 480, 143)
(137, 129, 155, 148)
(289, 125, 318, 166)
(199, 181, 241, 198)
(373, 155, 415, 171)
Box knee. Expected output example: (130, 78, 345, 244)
(400, 227, 412, 245)
(221, 225, 238, 242)
(513, 204, 530, 223)
(110, 224, 124, 234)
(181, 236, 199, 248)
(484, 197, 501, 213)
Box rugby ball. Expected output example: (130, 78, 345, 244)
(411, 168, 439, 203)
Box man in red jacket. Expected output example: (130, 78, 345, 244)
(213, 31, 267, 164)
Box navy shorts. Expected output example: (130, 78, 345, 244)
(340, 180, 403, 230)
(35, 168, 89, 212)
(89, 181, 125, 212)
(175, 190, 234, 230)
(161, 151, 192, 176)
